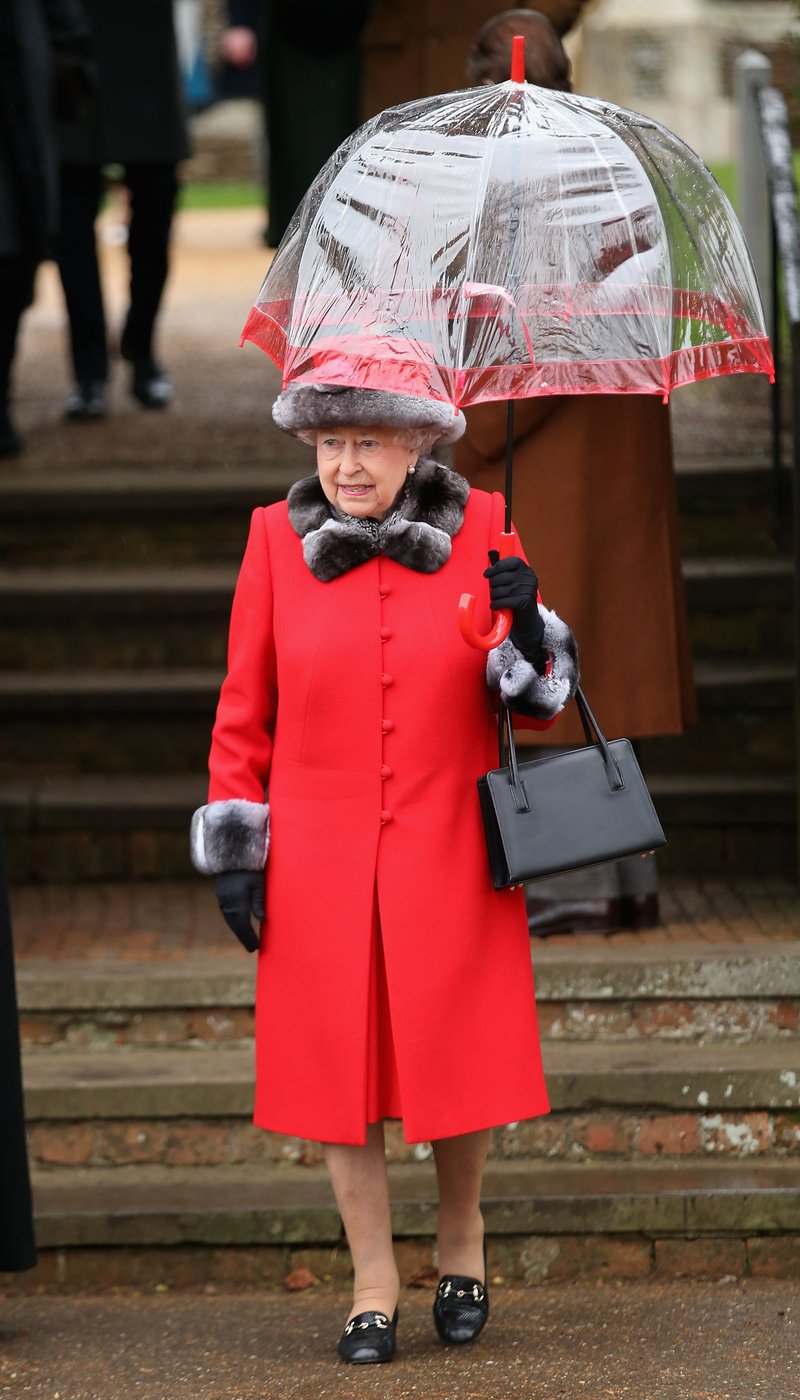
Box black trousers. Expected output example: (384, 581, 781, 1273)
(0, 256, 37, 406)
(58, 161, 179, 383)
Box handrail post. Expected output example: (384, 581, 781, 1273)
(792, 321, 800, 884)
(754, 83, 800, 881)
(770, 212, 783, 550)
(734, 51, 773, 330)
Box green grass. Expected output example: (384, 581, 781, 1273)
(710, 155, 800, 212)
(710, 161, 737, 208)
(179, 181, 263, 210)
(176, 159, 800, 217)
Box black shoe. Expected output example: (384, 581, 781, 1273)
(120, 330, 173, 410)
(129, 358, 173, 410)
(433, 1247, 489, 1346)
(527, 895, 622, 937)
(64, 381, 107, 421)
(0, 403, 22, 456)
(337, 1307, 398, 1364)
(620, 893, 660, 930)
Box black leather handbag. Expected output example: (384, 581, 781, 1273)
(477, 689, 666, 890)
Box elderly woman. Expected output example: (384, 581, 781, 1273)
(191, 383, 578, 1363)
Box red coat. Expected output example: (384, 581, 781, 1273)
(207, 484, 552, 1145)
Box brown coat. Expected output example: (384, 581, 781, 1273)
(455, 396, 697, 747)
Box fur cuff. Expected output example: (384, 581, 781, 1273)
(486, 606, 579, 721)
(190, 800, 270, 875)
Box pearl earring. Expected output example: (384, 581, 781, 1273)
(408, 463, 416, 474)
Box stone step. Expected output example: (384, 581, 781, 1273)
(1, 774, 200, 882)
(29, 1158, 800, 1249)
(0, 662, 793, 779)
(21, 1052, 800, 1170)
(23, 1039, 800, 1119)
(0, 464, 789, 565)
(676, 464, 791, 556)
(0, 566, 235, 669)
(0, 466, 299, 567)
(19, 1156, 800, 1288)
(2, 774, 796, 881)
(15, 943, 800, 1048)
(683, 556, 793, 659)
(639, 661, 794, 777)
(21, 1039, 800, 1175)
(0, 670, 221, 776)
(0, 556, 792, 670)
(650, 774, 797, 880)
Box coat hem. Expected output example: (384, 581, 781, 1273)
(252, 1095, 551, 1146)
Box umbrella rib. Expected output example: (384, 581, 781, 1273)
(451, 94, 509, 400)
(560, 94, 673, 371)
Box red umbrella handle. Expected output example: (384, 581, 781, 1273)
(458, 530, 516, 650)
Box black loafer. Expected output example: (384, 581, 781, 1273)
(337, 1307, 398, 1364)
(130, 360, 173, 410)
(433, 1268, 489, 1345)
(64, 381, 107, 421)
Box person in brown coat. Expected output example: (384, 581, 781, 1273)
(456, 10, 697, 934)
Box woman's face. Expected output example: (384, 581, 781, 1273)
(316, 426, 417, 519)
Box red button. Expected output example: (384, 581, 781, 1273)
(382, 719, 394, 733)
(380, 627, 392, 640)
(380, 810, 393, 824)
(381, 765, 393, 780)
(381, 673, 393, 688)
(380, 586, 391, 598)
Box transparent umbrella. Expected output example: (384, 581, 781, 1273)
(242, 46, 773, 643)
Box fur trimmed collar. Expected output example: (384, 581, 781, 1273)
(286, 459, 470, 582)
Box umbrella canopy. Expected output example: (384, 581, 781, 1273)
(241, 78, 774, 407)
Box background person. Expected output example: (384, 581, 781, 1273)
(221, 0, 371, 246)
(0, 0, 91, 456)
(456, 9, 697, 934)
(56, 0, 190, 419)
(191, 382, 578, 1362)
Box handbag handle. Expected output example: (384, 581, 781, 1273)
(498, 685, 624, 801)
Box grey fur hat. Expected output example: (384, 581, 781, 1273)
(272, 383, 466, 447)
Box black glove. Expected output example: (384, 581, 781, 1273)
(215, 871, 264, 953)
(484, 553, 548, 670)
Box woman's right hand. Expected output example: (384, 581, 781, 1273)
(215, 871, 264, 953)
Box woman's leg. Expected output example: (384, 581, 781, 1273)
(432, 1128, 491, 1281)
(323, 1121, 400, 1320)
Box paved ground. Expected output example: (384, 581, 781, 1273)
(8, 876, 800, 961)
(0, 1282, 797, 1400)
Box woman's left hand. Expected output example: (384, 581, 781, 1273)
(484, 554, 546, 663)
(215, 871, 264, 953)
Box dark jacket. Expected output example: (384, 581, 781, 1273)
(228, 0, 370, 53)
(227, 0, 369, 243)
(0, 0, 90, 259)
(58, 0, 190, 165)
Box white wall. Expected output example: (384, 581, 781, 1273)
(572, 0, 797, 162)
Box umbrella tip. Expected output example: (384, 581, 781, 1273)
(511, 34, 525, 83)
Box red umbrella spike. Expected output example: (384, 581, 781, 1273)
(510, 35, 525, 84)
